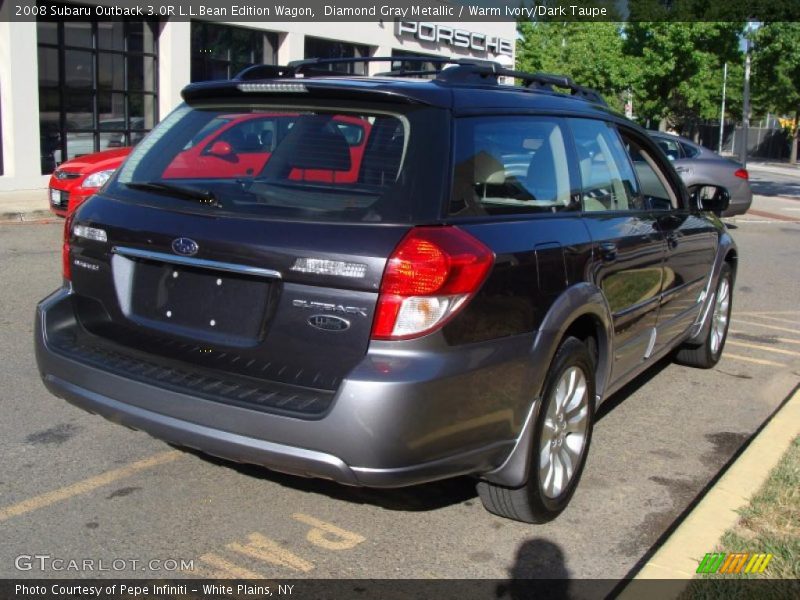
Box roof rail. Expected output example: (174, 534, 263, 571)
(231, 57, 607, 105)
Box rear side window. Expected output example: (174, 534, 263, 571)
(112, 104, 447, 223)
(568, 118, 639, 212)
(623, 134, 678, 211)
(680, 141, 700, 158)
(450, 116, 575, 216)
(654, 136, 681, 161)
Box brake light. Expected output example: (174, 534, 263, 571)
(371, 227, 494, 340)
(734, 168, 749, 180)
(62, 212, 75, 281)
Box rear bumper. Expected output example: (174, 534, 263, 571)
(36, 288, 528, 487)
(722, 183, 752, 217)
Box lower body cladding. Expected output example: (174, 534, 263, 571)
(35, 287, 537, 488)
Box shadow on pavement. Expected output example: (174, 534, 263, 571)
(186, 355, 677, 512)
(596, 356, 672, 422)
(749, 180, 800, 198)
(496, 538, 617, 599)
(185, 449, 478, 511)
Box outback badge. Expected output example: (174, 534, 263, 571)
(307, 315, 350, 332)
(172, 237, 199, 256)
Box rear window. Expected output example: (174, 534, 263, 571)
(111, 103, 447, 223)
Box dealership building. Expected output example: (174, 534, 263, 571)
(0, 4, 515, 200)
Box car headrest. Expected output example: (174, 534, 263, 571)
(264, 118, 352, 176)
(525, 146, 557, 201)
(471, 150, 506, 185)
(285, 121, 352, 171)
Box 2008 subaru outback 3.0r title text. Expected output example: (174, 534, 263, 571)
(35, 58, 736, 523)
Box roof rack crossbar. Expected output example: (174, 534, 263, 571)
(287, 56, 489, 71)
(231, 57, 606, 106)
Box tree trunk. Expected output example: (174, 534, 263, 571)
(791, 110, 799, 164)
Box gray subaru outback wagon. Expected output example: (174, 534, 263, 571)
(35, 58, 736, 522)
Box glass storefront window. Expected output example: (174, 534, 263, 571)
(64, 21, 92, 48)
(36, 15, 158, 173)
(391, 50, 444, 77)
(304, 37, 371, 74)
(97, 21, 124, 51)
(190, 22, 277, 82)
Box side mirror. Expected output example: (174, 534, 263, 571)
(688, 184, 730, 215)
(207, 141, 234, 158)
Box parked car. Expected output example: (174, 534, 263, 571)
(35, 58, 736, 523)
(48, 147, 132, 217)
(649, 132, 752, 216)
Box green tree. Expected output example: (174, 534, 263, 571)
(516, 21, 633, 113)
(622, 22, 744, 135)
(752, 22, 800, 163)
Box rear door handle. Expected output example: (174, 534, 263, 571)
(599, 242, 617, 261)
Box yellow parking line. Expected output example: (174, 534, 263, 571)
(722, 353, 785, 367)
(745, 314, 800, 326)
(292, 513, 366, 550)
(198, 553, 264, 579)
(730, 330, 800, 346)
(733, 320, 800, 336)
(228, 533, 313, 573)
(727, 341, 800, 357)
(736, 310, 800, 316)
(0, 451, 181, 523)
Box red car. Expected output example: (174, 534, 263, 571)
(49, 113, 371, 216)
(48, 147, 131, 217)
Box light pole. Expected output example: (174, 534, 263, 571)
(718, 62, 727, 153)
(740, 25, 753, 167)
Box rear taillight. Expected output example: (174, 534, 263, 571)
(735, 168, 749, 180)
(62, 212, 75, 281)
(371, 227, 494, 340)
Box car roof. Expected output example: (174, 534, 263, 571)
(181, 59, 620, 121)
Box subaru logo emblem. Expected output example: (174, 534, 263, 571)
(172, 238, 199, 256)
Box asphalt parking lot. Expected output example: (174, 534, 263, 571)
(1, 181, 799, 582)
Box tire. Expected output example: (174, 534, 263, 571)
(477, 337, 595, 523)
(675, 263, 732, 369)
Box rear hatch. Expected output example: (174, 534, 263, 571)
(62, 97, 448, 415)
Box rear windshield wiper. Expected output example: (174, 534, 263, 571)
(125, 182, 219, 207)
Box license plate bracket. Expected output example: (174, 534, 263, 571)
(131, 260, 270, 339)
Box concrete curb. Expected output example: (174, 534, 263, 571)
(618, 385, 800, 592)
(0, 210, 58, 224)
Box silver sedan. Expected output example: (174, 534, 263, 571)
(650, 132, 752, 216)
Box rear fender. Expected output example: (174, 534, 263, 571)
(481, 282, 613, 487)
